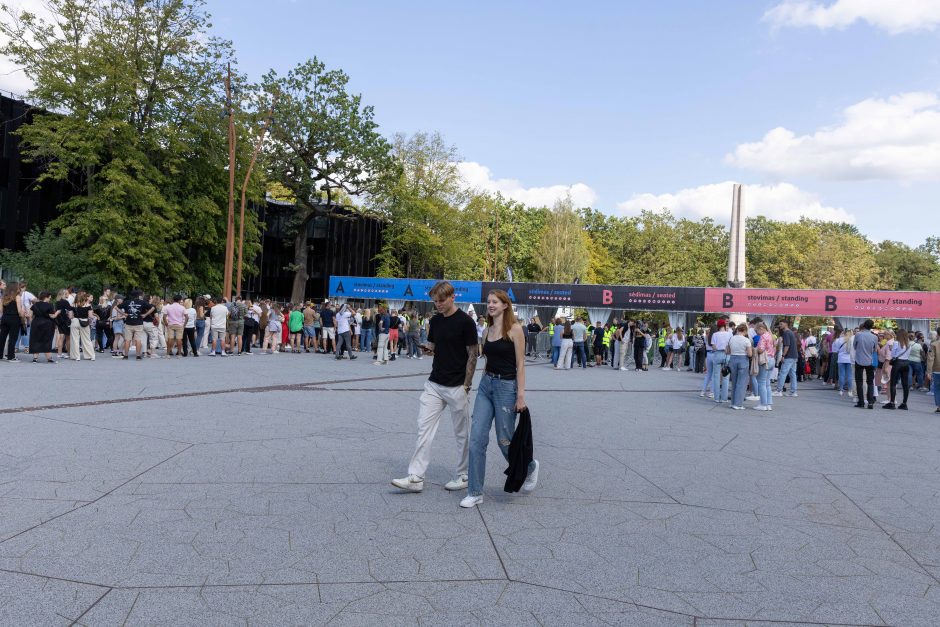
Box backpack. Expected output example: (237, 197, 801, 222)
(229, 302, 243, 321)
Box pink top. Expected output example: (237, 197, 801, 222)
(164, 302, 186, 326)
(758, 332, 775, 358)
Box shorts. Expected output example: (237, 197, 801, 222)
(322, 327, 336, 341)
(388, 329, 398, 342)
(227, 320, 245, 335)
(303, 325, 316, 338)
(124, 324, 146, 344)
(167, 325, 184, 341)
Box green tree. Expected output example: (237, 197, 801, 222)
(0, 227, 103, 292)
(534, 196, 588, 283)
(262, 58, 392, 302)
(0, 0, 263, 293)
(875, 241, 940, 291)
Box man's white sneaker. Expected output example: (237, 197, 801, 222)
(522, 460, 539, 492)
(772, 391, 783, 397)
(731, 405, 744, 410)
(391, 475, 424, 492)
(786, 392, 798, 397)
(752, 405, 768, 411)
(699, 391, 706, 397)
(460, 494, 483, 508)
(444, 474, 468, 491)
(745, 395, 759, 401)
(620, 367, 628, 371)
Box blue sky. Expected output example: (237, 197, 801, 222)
(4, 1, 939, 246)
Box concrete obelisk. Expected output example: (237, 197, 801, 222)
(726, 184, 746, 324)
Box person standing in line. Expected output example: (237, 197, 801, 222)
(461, 289, 538, 508)
(119, 290, 151, 360)
(359, 308, 374, 354)
(593, 321, 605, 366)
(392, 281, 478, 494)
(163, 295, 187, 358)
(352, 306, 362, 352)
(319, 301, 335, 354)
(927, 329, 940, 413)
(571, 317, 587, 368)
(669, 328, 685, 372)
(526, 317, 541, 358)
(774, 320, 800, 397)
(883, 330, 912, 410)
(109, 296, 125, 357)
(242, 299, 260, 354)
(141, 295, 160, 358)
(302, 301, 317, 353)
(831, 330, 849, 398)
(374, 305, 391, 365)
(753, 321, 775, 411)
(556, 320, 574, 370)
(550, 318, 562, 366)
(68, 291, 97, 361)
(16, 281, 35, 354)
(475, 316, 486, 357)
(182, 298, 198, 357)
(334, 303, 357, 360)
(28, 291, 59, 363)
(0, 281, 25, 362)
(208, 297, 229, 356)
(852, 319, 878, 409)
(225, 296, 247, 356)
(708, 320, 733, 402)
(726, 323, 753, 410)
(262, 304, 282, 354)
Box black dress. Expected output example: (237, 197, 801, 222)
(55, 299, 72, 335)
(29, 301, 56, 353)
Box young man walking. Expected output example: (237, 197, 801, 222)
(853, 319, 878, 409)
(392, 281, 478, 493)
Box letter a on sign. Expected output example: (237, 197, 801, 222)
(723, 293, 734, 309)
(403, 284, 414, 297)
(335, 281, 345, 294)
(602, 289, 612, 305)
(506, 287, 516, 302)
(825, 295, 837, 312)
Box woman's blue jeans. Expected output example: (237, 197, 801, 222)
(708, 352, 730, 401)
(195, 319, 206, 352)
(551, 345, 560, 365)
(468, 374, 533, 496)
(730, 355, 750, 407)
(758, 363, 772, 407)
(360, 328, 373, 352)
(933, 372, 940, 407)
(838, 362, 853, 392)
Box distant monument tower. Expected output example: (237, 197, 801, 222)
(727, 183, 745, 289)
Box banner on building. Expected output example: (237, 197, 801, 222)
(703, 288, 940, 319)
(481, 282, 706, 312)
(328, 276, 481, 303)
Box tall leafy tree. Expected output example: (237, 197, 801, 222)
(534, 196, 588, 283)
(262, 58, 392, 302)
(0, 0, 263, 292)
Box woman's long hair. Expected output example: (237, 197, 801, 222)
(484, 289, 517, 338)
(1, 282, 21, 306)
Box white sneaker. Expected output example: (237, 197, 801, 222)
(772, 391, 783, 397)
(460, 494, 483, 508)
(731, 405, 744, 410)
(745, 395, 759, 401)
(522, 460, 539, 492)
(620, 367, 628, 371)
(751, 405, 768, 411)
(839, 390, 844, 397)
(391, 475, 424, 492)
(699, 391, 706, 397)
(444, 474, 468, 491)
(787, 392, 798, 397)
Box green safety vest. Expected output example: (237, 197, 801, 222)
(548, 323, 554, 335)
(658, 329, 667, 348)
(602, 328, 612, 347)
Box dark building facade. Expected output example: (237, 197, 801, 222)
(243, 199, 384, 302)
(0, 93, 73, 255)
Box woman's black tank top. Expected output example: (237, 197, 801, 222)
(483, 335, 516, 376)
(2, 299, 19, 319)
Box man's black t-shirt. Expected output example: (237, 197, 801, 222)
(527, 322, 541, 334)
(389, 315, 400, 330)
(121, 299, 149, 326)
(428, 308, 478, 387)
(320, 308, 334, 328)
(781, 329, 798, 360)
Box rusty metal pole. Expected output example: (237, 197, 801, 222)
(223, 64, 236, 300)
(235, 103, 274, 297)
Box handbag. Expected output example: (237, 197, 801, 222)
(78, 318, 90, 328)
(749, 354, 760, 376)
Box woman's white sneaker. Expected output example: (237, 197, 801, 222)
(460, 494, 483, 508)
(522, 460, 540, 492)
(391, 475, 424, 492)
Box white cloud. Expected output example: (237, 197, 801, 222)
(616, 181, 856, 224)
(457, 161, 598, 208)
(726, 92, 940, 181)
(764, 0, 940, 34)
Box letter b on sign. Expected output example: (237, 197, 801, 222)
(722, 293, 734, 309)
(825, 295, 837, 312)
(602, 290, 612, 305)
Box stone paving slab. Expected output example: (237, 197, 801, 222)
(1, 353, 939, 625)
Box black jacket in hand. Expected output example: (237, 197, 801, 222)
(504, 407, 534, 492)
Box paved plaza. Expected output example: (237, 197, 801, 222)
(1, 354, 939, 626)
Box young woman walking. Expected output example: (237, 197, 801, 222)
(29, 291, 59, 362)
(461, 289, 538, 508)
(883, 330, 912, 410)
(69, 292, 97, 361)
(556, 320, 574, 370)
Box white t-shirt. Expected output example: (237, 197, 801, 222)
(711, 330, 733, 351)
(354, 312, 362, 333)
(728, 334, 751, 356)
(335, 309, 351, 334)
(21, 290, 35, 310)
(185, 307, 197, 329)
(209, 303, 229, 330)
(670, 334, 684, 350)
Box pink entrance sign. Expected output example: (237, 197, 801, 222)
(704, 288, 940, 319)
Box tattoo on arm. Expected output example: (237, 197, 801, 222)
(465, 346, 478, 388)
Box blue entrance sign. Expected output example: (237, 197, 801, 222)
(328, 276, 482, 303)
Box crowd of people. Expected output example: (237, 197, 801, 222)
(0, 279, 443, 364)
